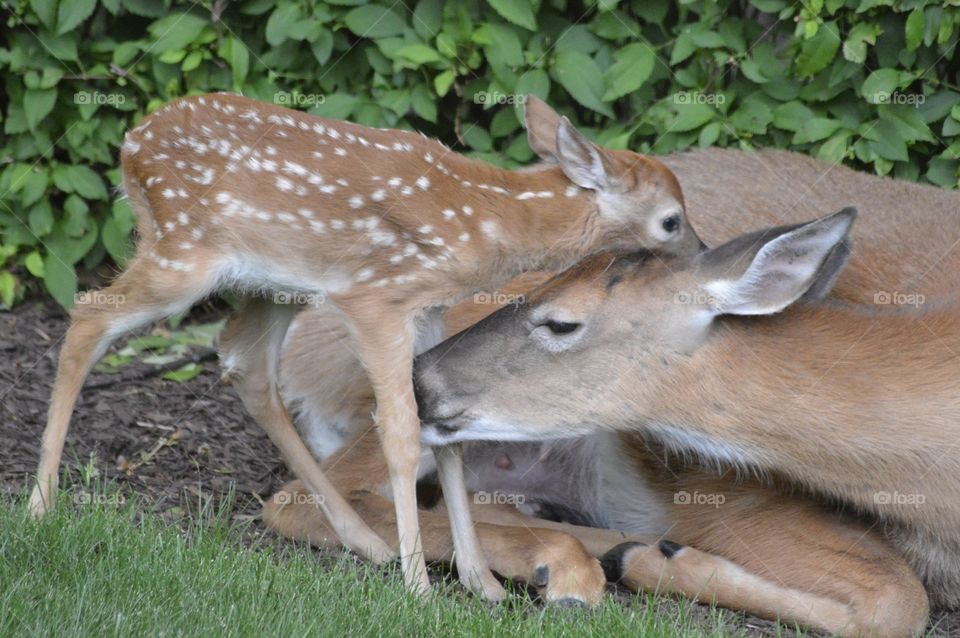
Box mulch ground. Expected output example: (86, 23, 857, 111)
(2, 298, 957, 636)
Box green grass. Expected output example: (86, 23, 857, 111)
(0, 489, 771, 638)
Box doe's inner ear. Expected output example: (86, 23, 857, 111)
(703, 208, 856, 316)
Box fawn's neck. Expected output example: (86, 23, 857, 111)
(442, 155, 598, 276)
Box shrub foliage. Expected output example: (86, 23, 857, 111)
(1, 0, 958, 307)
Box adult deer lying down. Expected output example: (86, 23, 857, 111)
(254, 148, 958, 634)
(261, 212, 934, 636)
(410, 208, 960, 632)
(29, 93, 702, 598)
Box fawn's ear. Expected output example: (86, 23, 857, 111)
(524, 95, 563, 161)
(554, 118, 618, 191)
(698, 208, 856, 316)
(524, 96, 619, 191)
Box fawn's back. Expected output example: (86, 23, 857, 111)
(121, 94, 528, 298)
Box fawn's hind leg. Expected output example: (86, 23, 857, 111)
(220, 299, 393, 562)
(30, 254, 218, 516)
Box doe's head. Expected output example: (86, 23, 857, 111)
(523, 95, 702, 256)
(415, 208, 856, 444)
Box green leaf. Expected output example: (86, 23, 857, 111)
(739, 58, 768, 83)
(485, 0, 536, 31)
(552, 51, 613, 117)
(671, 101, 716, 133)
(817, 131, 852, 164)
(842, 22, 877, 64)
(57, 0, 97, 35)
(772, 101, 816, 132)
(602, 42, 655, 101)
(308, 93, 358, 120)
(905, 8, 924, 52)
(181, 50, 203, 72)
(793, 118, 844, 144)
(229, 38, 249, 87)
(413, 0, 442, 40)
(670, 33, 696, 65)
(24, 89, 58, 131)
(475, 23, 523, 68)
(311, 29, 334, 65)
(163, 362, 203, 383)
(102, 204, 134, 265)
(148, 13, 208, 54)
(862, 68, 900, 104)
(29, 200, 55, 236)
(43, 253, 77, 309)
(21, 170, 49, 207)
(64, 165, 108, 200)
(434, 70, 455, 97)
(462, 125, 493, 152)
(698, 121, 721, 147)
(410, 84, 437, 123)
(878, 105, 935, 143)
(344, 5, 406, 38)
(795, 20, 839, 77)
(515, 70, 550, 101)
(869, 119, 909, 162)
(729, 95, 773, 135)
(0, 272, 15, 308)
(265, 3, 301, 46)
(63, 194, 90, 236)
(395, 44, 442, 64)
(30, 0, 58, 30)
(24, 251, 45, 278)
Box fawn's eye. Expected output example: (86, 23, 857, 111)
(542, 320, 581, 335)
(662, 215, 680, 233)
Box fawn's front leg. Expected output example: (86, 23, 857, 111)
(433, 443, 505, 600)
(348, 315, 431, 595)
(347, 311, 502, 599)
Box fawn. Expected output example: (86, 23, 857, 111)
(29, 93, 702, 598)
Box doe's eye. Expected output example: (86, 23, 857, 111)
(542, 320, 581, 335)
(662, 215, 680, 233)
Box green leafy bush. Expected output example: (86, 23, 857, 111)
(1, 0, 958, 308)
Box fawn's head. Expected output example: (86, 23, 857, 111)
(522, 96, 702, 257)
(415, 208, 856, 443)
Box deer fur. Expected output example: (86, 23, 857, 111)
(260, 147, 956, 635)
(30, 93, 701, 599)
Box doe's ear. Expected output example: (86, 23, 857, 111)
(700, 208, 857, 316)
